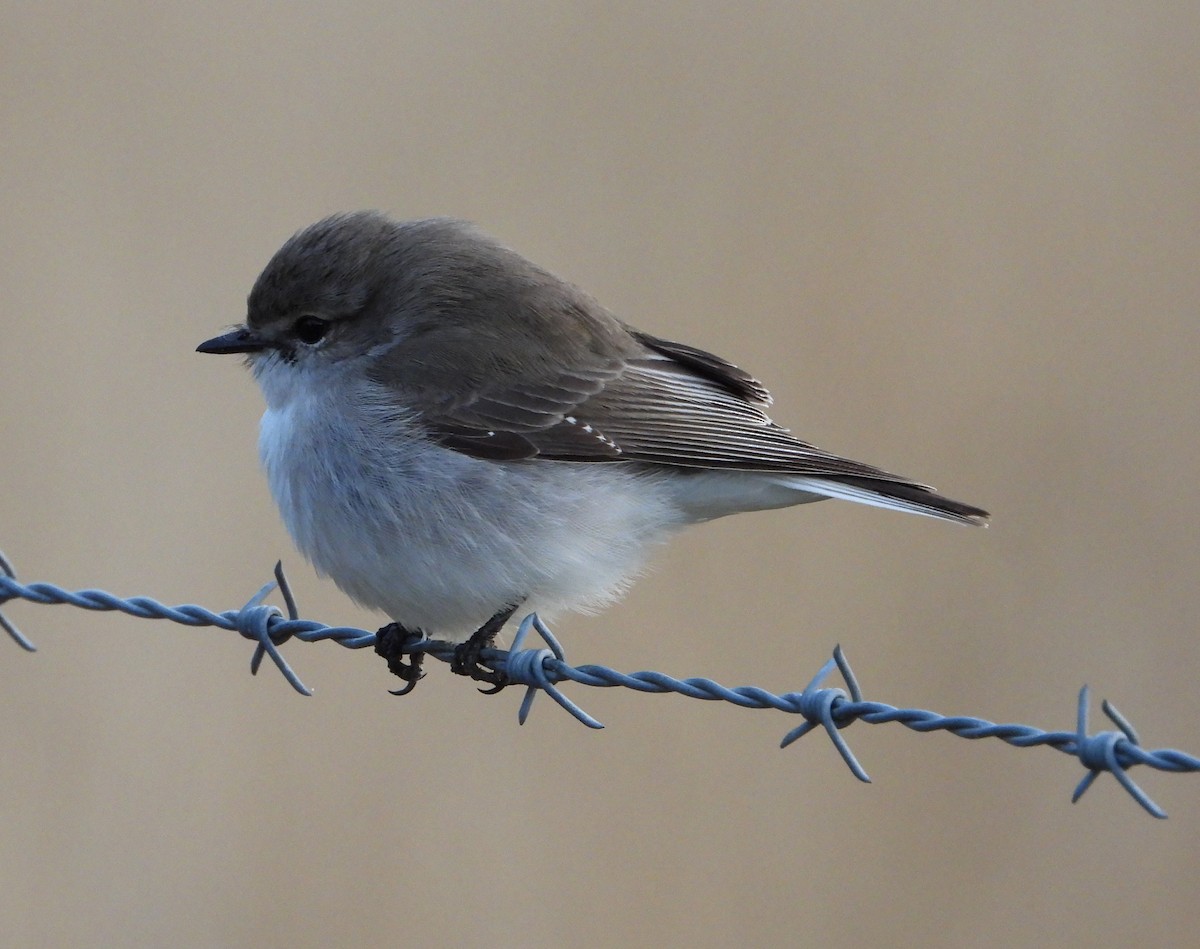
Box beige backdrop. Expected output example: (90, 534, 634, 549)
(2, 4, 1198, 947)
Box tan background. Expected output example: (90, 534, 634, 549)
(2, 4, 1198, 947)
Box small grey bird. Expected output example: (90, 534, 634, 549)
(198, 211, 987, 686)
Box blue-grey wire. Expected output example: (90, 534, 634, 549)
(0, 550, 1193, 818)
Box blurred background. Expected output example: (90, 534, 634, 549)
(2, 3, 1198, 946)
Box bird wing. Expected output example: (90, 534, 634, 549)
(413, 329, 921, 485)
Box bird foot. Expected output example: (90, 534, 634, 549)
(450, 604, 521, 693)
(375, 622, 427, 695)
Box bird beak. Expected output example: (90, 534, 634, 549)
(196, 326, 268, 354)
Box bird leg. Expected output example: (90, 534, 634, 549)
(451, 602, 522, 693)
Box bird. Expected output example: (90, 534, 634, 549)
(197, 211, 987, 688)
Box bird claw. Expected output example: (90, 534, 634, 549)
(449, 603, 520, 693)
(451, 635, 508, 692)
(374, 622, 427, 694)
(375, 605, 520, 694)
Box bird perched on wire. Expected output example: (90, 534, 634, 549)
(198, 211, 987, 689)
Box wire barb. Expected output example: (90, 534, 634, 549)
(1069, 686, 1165, 818)
(778, 645, 870, 781)
(1, 548, 1196, 817)
(239, 562, 311, 695)
(0, 550, 37, 652)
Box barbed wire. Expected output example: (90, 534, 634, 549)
(1, 548, 1195, 818)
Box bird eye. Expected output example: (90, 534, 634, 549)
(294, 316, 330, 345)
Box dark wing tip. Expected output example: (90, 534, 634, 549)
(634, 331, 773, 406)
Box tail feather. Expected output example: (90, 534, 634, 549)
(783, 475, 990, 526)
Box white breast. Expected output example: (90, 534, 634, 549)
(255, 363, 686, 641)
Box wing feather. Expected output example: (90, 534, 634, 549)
(421, 336, 923, 485)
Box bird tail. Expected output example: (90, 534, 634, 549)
(779, 475, 990, 526)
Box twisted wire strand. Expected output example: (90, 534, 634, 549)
(2, 550, 1195, 818)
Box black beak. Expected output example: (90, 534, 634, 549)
(196, 327, 268, 354)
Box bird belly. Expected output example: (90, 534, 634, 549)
(259, 397, 684, 641)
